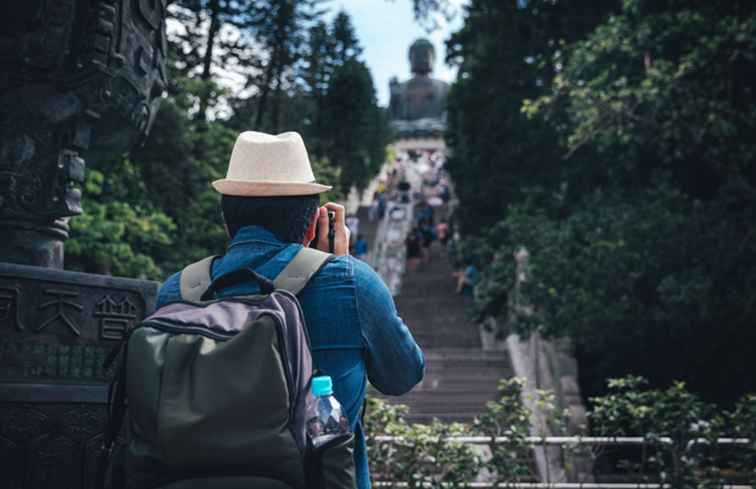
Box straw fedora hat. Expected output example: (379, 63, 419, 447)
(212, 131, 332, 196)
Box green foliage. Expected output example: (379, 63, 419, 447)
(448, 0, 756, 402)
(445, 0, 618, 234)
(311, 156, 346, 204)
(727, 395, 756, 483)
(365, 377, 754, 485)
(475, 377, 568, 482)
(324, 59, 388, 192)
(365, 397, 480, 488)
(527, 0, 756, 200)
(589, 376, 755, 487)
(65, 4, 384, 281)
(66, 170, 175, 279)
(331, 10, 363, 65)
(365, 378, 572, 485)
(228, 9, 388, 197)
(365, 397, 479, 488)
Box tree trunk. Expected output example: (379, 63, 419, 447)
(254, 57, 276, 130)
(313, 93, 324, 158)
(196, 0, 222, 123)
(271, 67, 283, 133)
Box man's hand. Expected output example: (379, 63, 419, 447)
(316, 202, 350, 256)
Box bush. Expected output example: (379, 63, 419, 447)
(589, 376, 755, 487)
(365, 378, 567, 486)
(365, 376, 755, 486)
(365, 397, 480, 488)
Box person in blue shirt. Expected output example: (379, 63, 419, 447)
(354, 234, 369, 261)
(156, 131, 425, 489)
(454, 263, 479, 296)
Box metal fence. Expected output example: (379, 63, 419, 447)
(371, 435, 752, 447)
(370, 436, 754, 489)
(373, 484, 752, 488)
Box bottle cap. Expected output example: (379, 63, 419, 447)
(311, 376, 333, 396)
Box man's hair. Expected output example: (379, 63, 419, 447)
(220, 194, 320, 243)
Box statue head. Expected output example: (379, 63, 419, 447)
(409, 38, 435, 76)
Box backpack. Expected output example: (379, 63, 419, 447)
(99, 247, 356, 489)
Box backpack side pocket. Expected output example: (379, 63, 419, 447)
(304, 433, 356, 489)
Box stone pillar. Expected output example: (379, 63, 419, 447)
(0, 0, 168, 268)
(0, 3, 167, 487)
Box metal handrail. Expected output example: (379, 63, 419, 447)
(371, 435, 752, 446)
(372, 484, 753, 489)
(370, 436, 754, 488)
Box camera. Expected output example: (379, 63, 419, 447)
(311, 210, 336, 253)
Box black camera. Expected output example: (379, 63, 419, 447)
(311, 210, 335, 253)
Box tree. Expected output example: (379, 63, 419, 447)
(445, 0, 619, 235)
(323, 59, 388, 193)
(170, 0, 258, 122)
(330, 10, 363, 66)
(298, 20, 334, 158)
(66, 1, 380, 280)
(66, 167, 176, 279)
(241, 0, 324, 133)
(453, 0, 756, 402)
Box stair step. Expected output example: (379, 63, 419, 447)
(418, 340, 481, 346)
(365, 197, 511, 421)
(397, 395, 499, 406)
(416, 376, 508, 386)
(423, 354, 508, 360)
(423, 347, 507, 355)
(416, 380, 507, 390)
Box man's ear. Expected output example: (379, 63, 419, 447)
(303, 208, 319, 245)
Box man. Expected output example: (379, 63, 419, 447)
(155, 131, 425, 489)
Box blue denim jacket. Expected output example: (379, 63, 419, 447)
(156, 225, 425, 489)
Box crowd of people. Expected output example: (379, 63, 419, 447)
(354, 149, 479, 298)
(397, 153, 478, 297)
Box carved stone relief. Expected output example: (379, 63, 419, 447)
(0, 263, 157, 489)
(0, 0, 168, 267)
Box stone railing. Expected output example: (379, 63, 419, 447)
(369, 201, 415, 295)
(369, 157, 424, 295)
(478, 249, 593, 483)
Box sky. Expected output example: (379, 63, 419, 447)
(167, 1, 468, 114)
(325, 0, 468, 107)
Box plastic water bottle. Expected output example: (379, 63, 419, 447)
(306, 376, 349, 448)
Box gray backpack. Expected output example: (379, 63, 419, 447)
(100, 247, 356, 489)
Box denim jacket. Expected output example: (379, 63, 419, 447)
(156, 225, 425, 489)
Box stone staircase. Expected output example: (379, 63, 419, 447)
(394, 244, 480, 349)
(399, 348, 511, 421)
(375, 236, 512, 423)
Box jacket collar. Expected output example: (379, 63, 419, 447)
(227, 225, 285, 250)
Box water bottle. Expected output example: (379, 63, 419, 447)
(306, 375, 349, 448)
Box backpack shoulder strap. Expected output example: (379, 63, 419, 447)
(179, 255, 218, 302)
(273, 247, 332, 295)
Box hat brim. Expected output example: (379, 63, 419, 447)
(212, 179, 332, 196)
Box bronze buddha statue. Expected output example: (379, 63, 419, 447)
(389, 38, 449, 137)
